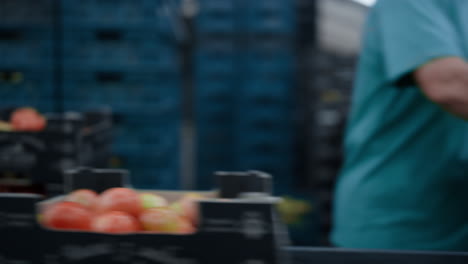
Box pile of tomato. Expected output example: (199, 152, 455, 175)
(40, 188, 204, 234)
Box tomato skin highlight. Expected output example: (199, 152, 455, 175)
(179, 193, 203, 226)
(140, 193, 168, 210)
(42, 202, 92, 231)
(95, 188, 142, 217)
(140, 208, 183, 233)
(10, 108, 47, 132)
(64, 189, 98, 210)
(91, 211, 140, 234)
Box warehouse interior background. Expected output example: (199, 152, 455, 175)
(0, 0, 373, 246)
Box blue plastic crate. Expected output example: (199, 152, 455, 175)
(243, 0, 295, 34)
(195, 0, 238, 33)
(235, 118, 294, 133)
(196, 111, 235, 128)
(244, 13, 295, 34)
(197, 162, 233, 183)
(130, 165, 180, 190)
(195, 85, 234, 104)
(197, 142, 233, 162)
(62, 0, 163, 28)
(194, 38, 237, 76)
(196, 100, 233, 116)
(117, 149, 178, 168)
(0, 70, 54, 112)
(194, 52, 237, 77)
(197, 133, 234, 149)
(235, 163, 293, 181)
(235, 136, 293, 156)
(196, 103, 234, 120)
(235, 126, 293, 143)
(235, 156, 293, 174)
(126, 126, 179, 148)
(195, 78, 235, 98)
(197, 130, 234, 147)
(112, 110, 181, 126)
(196, 111, 233, 125)
(242, 38, 295, 75)
(238, 79, 292, 103)
(63, 29, 179, 71)
(0, 99, 54, 114)
(197, 120, 234, 133)
(197, 0, 236, 13)
(235, 106, 293, 128)
(0, 0, 53, 27)
(63, 71, 181, 112)
(113, 131, 179, 158)
(112, 123, 180, 190)
(196, 36, 237, 51)
(243, 51, 295, 75)
(196, 12, 237, 33)
(246, 0, 293, 11)
(248, 36, 294, 51)
(112, 116, 180, 149)
(0, 29, 53, 69)
(196, 164, 232, 190)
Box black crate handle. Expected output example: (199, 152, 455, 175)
(95, 30, 122, 41)
(216, 170, 273, 198)
(63, 167, 129, 193)
(0, 29, 22, 41)
(95, 72, 123, 83)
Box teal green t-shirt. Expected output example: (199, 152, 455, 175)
(332, 0, 468, 251)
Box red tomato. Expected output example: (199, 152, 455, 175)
(140, 208, 182, 233)
(140, 193, 168, 210)
(42, 202, 92, 230)
(94, 188, 142, 217)
(11, 107, 38, 118)
(91, 211, 140, 234)
(65, 189, 98, 210)
(10, 107, 46, 132)
(179, 193, 203, 226)
(32, 114, 46, 131)
(177, 218, 196, 234)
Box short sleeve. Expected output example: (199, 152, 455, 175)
(375, 0, 464, 86)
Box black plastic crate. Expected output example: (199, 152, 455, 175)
(0, 109, 113, 192)
(0, 168, 290, 264)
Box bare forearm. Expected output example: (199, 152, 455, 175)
(415, 57, 468, 120)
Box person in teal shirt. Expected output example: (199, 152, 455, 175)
(332, 0, 468, 251)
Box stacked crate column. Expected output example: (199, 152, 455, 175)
(62, 0, 182, 189)
(0, 0, 54, 111)
(235, 35, 296, 195)
(194, 36, 238, 189)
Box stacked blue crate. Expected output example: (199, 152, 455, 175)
(234, 74, 296, 194)
(62, 0, 165, 29)
(62, 71, 180, 112)
(238, 0, 296, 194)
(194, 0, 296, 191)
(112, 112, 181, 189)
(193, 35, 238, 189)
(0, 70, 54, 112)
(62, 29, 178, 72)
(61, 0, 182, 189)
(195, 0, 238, 34)
(0, 0, 54, 112)
(241, 0, 295, 35)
